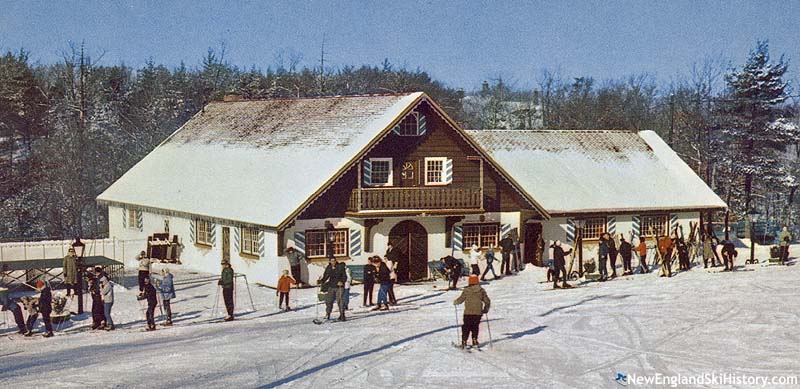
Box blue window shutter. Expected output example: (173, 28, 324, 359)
(417, 113, 427, 135)
(607, 216, 616, 237)
(234, 228, 241, 253)
(209, 224, 216, 246)
(444, 158, 453, 184)
(363, 160, 372, 186)
(670, 214, 678, 236)
(566, 219, 575, 244)
(294, 232, 306, 255)
(188, 220, 195, 244)
(452, 225, 463, 251)
(349, 229, 362, 257)
(137, 210, 143, 232)
(122, 208, 127, 229)
(632, 216, 641, 238)
(501, 223, 511, 239)
(258, 231, 265, 257)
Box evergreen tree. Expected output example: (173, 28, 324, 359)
(720, 41, 794, 213)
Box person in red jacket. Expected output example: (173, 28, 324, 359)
(276, 270, 296, 311)
(636, 236, 649, 273)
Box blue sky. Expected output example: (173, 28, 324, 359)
(2, 1, 798, 90)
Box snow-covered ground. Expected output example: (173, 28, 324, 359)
(2, 245, 799, 388)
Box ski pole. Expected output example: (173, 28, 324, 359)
(484, 312, 494, 349)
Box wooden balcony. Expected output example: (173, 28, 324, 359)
(347, 187, 483, 214)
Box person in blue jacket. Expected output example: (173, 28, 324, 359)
(158, 268, 176, 326)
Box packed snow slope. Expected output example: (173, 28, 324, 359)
(2, 247, 799, 388)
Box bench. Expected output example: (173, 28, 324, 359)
(346, 264, 365, 283)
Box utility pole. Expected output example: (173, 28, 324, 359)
(319, 34, 327, 95)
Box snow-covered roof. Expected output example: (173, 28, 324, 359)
(97, 93, 425, 227)
(466, 129, 727, 215)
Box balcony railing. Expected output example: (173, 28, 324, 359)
(348, 187, 483, 212)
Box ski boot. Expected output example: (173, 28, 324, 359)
(43, 332, 54, 338)
(460, 340, 467, 349)
(472, 338, 479, 348)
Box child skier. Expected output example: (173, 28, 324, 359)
(276, 269, 296, 311)
(636, 236, 649, 273)
(159, 268, 176, 326)
(480, 245, 499, 281)
(453, 275, 491, 349)
(139, 276, 158, 331)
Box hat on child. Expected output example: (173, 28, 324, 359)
(282, 269, 289, 275)
(468, 275, 479, 285)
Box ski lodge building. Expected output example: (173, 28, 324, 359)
(96, 92, 726, 287)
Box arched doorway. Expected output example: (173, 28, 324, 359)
(388, 220, 428, 282)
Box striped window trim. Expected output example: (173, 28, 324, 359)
(305, 228, 348, 259)
(126, 209, 140, 230)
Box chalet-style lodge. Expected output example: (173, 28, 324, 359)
(97, 92, 726, 287)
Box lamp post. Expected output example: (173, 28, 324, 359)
(574, 219, 586, 277)
(748, 210, 760, 265)
(71, 238, 86, 315)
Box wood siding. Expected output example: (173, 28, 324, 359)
(297, 101, 532, 220)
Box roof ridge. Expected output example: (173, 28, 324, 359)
(211, 92, 420, 104)
(469, 129, 641, 133)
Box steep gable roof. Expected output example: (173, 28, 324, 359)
(97, 93, 549, 228)
(97, 93, 424, 227)
(466, 129, 727, 215)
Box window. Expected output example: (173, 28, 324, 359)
(462, 223, 500, 249)
(396, 112, 420, 136)
(241, 227, 259, 256)
(425, 157, 447, 185)
(305, 228, 348, 258)
(195, 220, 213, 246)
(641, 214, 668, 237)
(576, 217, 607, 240)
(369, 158, 393, 186)
(127, 209, 140, 229)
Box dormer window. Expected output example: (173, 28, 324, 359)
(392, 110, 427, 136)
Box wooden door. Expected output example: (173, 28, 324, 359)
(222, 227, 231, 263)
(524, 223, 543, 266)
(389, 220, 428, 282)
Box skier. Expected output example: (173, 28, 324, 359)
(778, 226, 792, 264)
(0, 293, 27, 334)
(218, 260, 235, 321)
(343, 267, 352, 311)
(453, 275, 491, 349)
(636, 236, 649, 273)
(499, 234, 514, 275)
(319, 257, 347, 321)
(480, 244, 499, 281)
(98, 268, 115, 330)
(657, 234, 674, 277)
(137, 250, 151, 295)
(385, 256, 397, 305)
(363, 260, 376, 307)
(598, 234, 610, 281)
(619, 235, 633, 275)
(606, 233, 619, 278)
(62, 247, 78, 299)
(25, 280, 53, 337)
(159, 268, 176, 325)
(441, 255, 462, 290)
(468, 244, 482, 276)
(677, 237, 690, 271)
(285, 246, 306, 287)
(721, 239, 737, 271)
(140, 276, 158, 331)
(550, 240, 573, 289)
(702, 235, 717, 268)
(374, 256, 391, 311)
(87, 274, 105, 330)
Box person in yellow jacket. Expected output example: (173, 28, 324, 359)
(453, 275, 491, 348)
